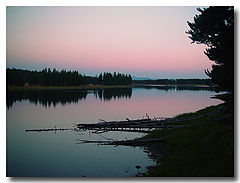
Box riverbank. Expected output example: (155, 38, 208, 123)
(7, 83, 214, 92)
(141, 101, 234, 176)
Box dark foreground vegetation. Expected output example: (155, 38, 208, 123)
(7, 68, 132, 86)
(142, 94, 234, 177)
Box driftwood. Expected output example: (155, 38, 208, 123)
(73, 106, 225, 133)
(25, 128, 74, 132)
(76, 118, 189, 132)
(107, 138, 166, 146)
(91, 128, 152, 134)
(25, 106, 225, 134)
(76, 138, 166, 146)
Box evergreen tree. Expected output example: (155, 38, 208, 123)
(186, 6, 234, 91)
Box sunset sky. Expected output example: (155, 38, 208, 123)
(6, 6, 212, 79)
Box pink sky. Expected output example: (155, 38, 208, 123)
(7, 6, 212, 78)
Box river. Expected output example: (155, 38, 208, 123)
(6, 86, 224, 177)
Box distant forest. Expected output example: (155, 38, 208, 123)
(7, 68, 132, 86)
(133, 79, 212, 85)
(7, 68, 212, 87)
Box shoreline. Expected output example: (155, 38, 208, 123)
(139, 98, 233, 177)
(7, 84, 232, 176)
(7, 83, 213, 92)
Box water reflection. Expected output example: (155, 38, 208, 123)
(134, 85, 217, 91)
(96, 88, 132, 101)
(7, 86, 219, 109)
(7, 87, 223, 177)
(7, 88, 132, 109)
(7, 90, 88, 109)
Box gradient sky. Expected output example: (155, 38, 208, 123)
(6, 6, 212, 79)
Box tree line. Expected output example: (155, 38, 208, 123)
(7, 68, 132, 86)
(133, 79, 213, 85)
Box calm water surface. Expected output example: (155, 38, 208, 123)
(7, 86, 223, 177)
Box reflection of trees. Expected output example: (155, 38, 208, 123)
(7, 86, 217, 109)
(7, 90, 88, 109)
(7, 88, 133, 108)
(96, 88, 132, 101)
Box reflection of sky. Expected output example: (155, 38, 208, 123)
(7, 89, 223, 128)
(7, 128, 153, 177)
(7, 100, 155, 176)
(7, 6, 211, 78)
(7, 88, 223, 176)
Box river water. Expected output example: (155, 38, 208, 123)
(6, 86, 224, 177)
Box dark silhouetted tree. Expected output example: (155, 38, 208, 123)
(186, 6, 234, 91)
(98, 73, 103, 84)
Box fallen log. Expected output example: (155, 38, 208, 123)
(91, 128, 152, 133)
(76, 138, 166, 146)
(25, 106, 225, 134)
(25, 128, 73, 132)
(107, 138, 166, 146)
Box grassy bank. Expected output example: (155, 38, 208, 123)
(7, 85, 133, 92)
(142, 103, 234, 177)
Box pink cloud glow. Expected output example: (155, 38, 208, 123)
(7, 6, 212, 78)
